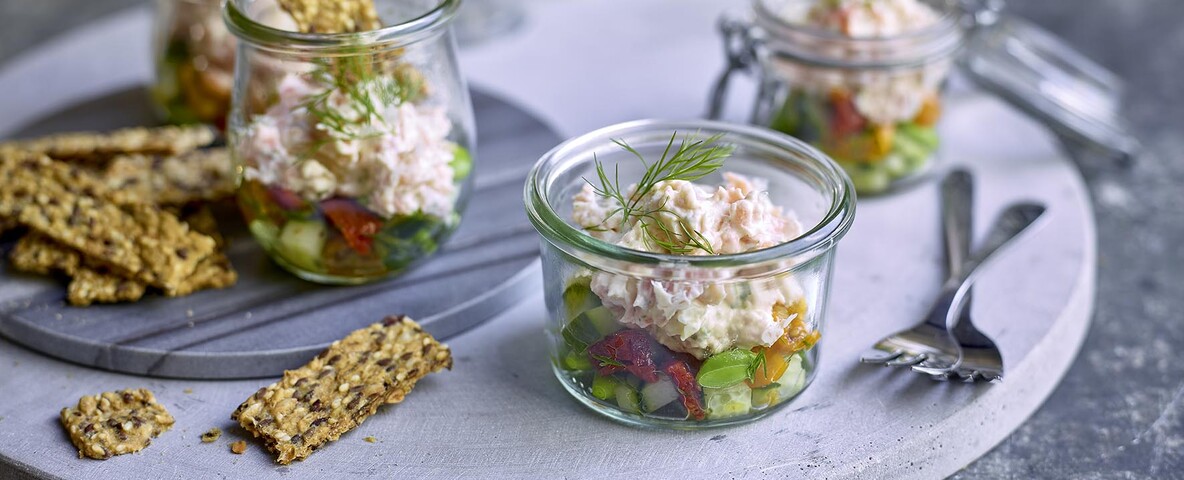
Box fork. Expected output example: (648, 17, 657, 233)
(861, 202, 1046, 372)
(913, 171, 1008, 381)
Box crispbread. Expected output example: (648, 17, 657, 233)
(277, 0, 382, 33)
(59, 389, 175, 460)
(17, 183, 217, 291)
(102, 148, 235, 206)
(68, 267, 148, 306)
(232, 316, 452, 464)
(0, 125, 216, 162)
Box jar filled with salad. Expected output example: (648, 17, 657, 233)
(526, 121, 855, 428)
(224, 0, 475, 284)
(151, 0, 236, 128)
(710, 0, 965, 195)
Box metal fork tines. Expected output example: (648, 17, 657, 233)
(861, 171, 1046, 381)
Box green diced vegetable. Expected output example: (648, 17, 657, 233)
(697, 349, 759, 389)
(882, 154, 908, 177)
(275, 220, 327, 271)
(615, 384, 641, 414)
(561, 307, 619, 353)
(776, 354, 808, 400)
(898, 123, 939, 150)
(846, 165, 891, 194)
(705, 382, 753, 419)
(591, 375, 619, 400)
(451, 145, 472, 181)
(751, 384, 780, 409)
(249, 219, 280, 247)
(641, 377, 680, 413)
(562, 351, 593, 371)
(563, 278, 597, 320)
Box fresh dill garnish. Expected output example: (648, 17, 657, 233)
(592, 354, 626, 368)
(747, 349, 768, 382)
(295, 52, 422, 161)
(586, 132, 734, 255)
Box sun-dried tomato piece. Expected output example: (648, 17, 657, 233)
(586, 329, 661, 383)
(321, 198, 383, 255)
(664, 357, 707, 421)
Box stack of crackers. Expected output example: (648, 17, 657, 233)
(0, 125, 239, 306)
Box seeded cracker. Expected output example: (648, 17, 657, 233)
(0, 125, 216, 162)
(102, 149, 235, 206)
(277, 0, 382, 33)
(60, 389, 175, 460)
(232, 316, 452, 464)
(17, 182, 217, 292)
(68, 267, 149, 306)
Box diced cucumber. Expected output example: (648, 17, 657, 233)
(450, 145, 472, 181)
(248, 219, 280, 247)
(776, 354, 808, 400)
(615, 384, 641, 414)
(562, 351, 592, 371)
(563, 279, 597, 320)
(591, 375, 619, 401)
(697, 348, 760, 389)
(560, 307, 619, 353)
(882, 154, 909, 177)
(583, 307, 619, 336)
(751, 384, 780, 409)
(846, 166, 891, 194)
(898, 123, 939, 150)
(641, 377, 680, 413)
(704, 382, 753, 420)
(275, 220, 326, 271)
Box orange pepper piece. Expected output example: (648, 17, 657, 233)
(913, 93, 942, 127)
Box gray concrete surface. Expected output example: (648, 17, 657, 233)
(0, 1, 1181, 478)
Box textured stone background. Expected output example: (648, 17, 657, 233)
(1, 1, 1181, 478)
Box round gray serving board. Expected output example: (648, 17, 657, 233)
(0, 2, 1096, 479)
(0, 60, 562, 379)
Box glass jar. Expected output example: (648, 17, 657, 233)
(711, 0, 1142, 195)
(525, 120, 855, 428)
(224, 0, 476, 284)
(710, 0, 966, 196)
(151, 0, 236, 128)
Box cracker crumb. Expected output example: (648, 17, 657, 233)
(364, 436, 377, 443)
(201, 427, 222, 443)
(184, 388, 193, 394)
(231, 440, 247, 454)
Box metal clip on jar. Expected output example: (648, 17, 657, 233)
(709, 0, 1141, 196)
(526, 120, 855, 428)
(224, 0, 476, 284)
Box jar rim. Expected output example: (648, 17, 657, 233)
(223, 0, 458, 52)
(752, 0, 967, 68)
(524, 119, 857, 271)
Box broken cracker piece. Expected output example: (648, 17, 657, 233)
(277, 0, 382, 33)
(231, 440, 247, 454)
(0, 125, 216, 162)
(201, 427, 223, 443)
(102, 149, 234, 206)
(59, 389, 175, 460)
(231, 315, 452, 464)
(68, 267, 148, 306)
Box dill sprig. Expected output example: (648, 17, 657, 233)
(296, 53, 421, 160)
(586, 132, 734, 255)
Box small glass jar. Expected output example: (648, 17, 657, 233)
(224, 0, 476, 284)
(525, 120, 855, 428)
(151, 0, 236, 128)
(711, 0, 1143, 195)
(711, 0, 966, 195)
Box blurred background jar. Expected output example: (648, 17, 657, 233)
(151, 0, 235, 129)
(711, 0, 965, 195)
(711, 0, 1141, 197)
(224, 0, 476, 284)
